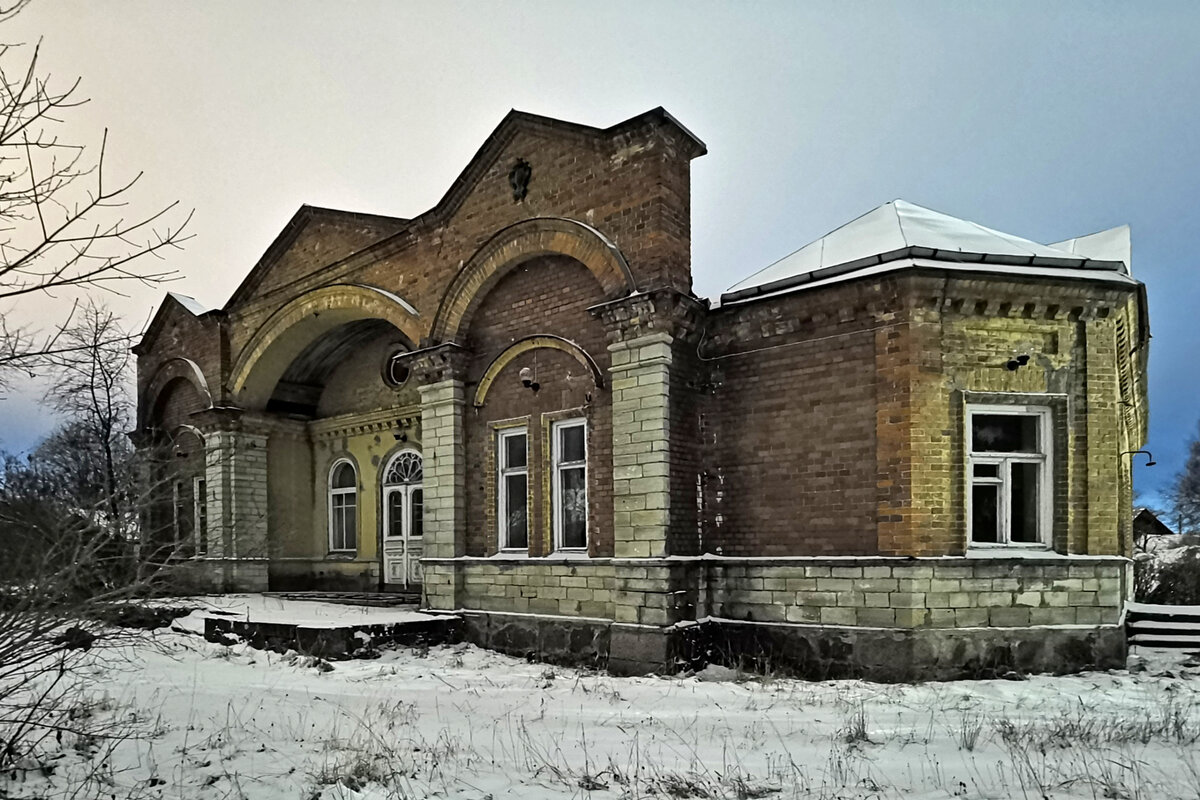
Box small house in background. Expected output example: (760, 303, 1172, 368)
(1134, 507, 1176, 553)
(133, 108, 1150, 680)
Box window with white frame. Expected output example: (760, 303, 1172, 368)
(497, 428, 528, 550)
(552, 419, 588, 550)
(193, 476, 208, 556)
(172, 479, 189, 546)
(328, 460, 358, 552)
(967, 404, 1052, 547)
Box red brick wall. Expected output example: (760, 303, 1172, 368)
(223, 115, 698, 371)
(702, 284, 884, 556)
(152, 377, 209, 431)
(462, 256, 612, 557)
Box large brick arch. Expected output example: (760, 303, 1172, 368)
(140, 357, 214, 429)
(229, 283, 422, 410)
(429, 217, 636, 345)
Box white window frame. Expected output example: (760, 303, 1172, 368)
(328, 458, 358, 553)
(193, 476, 208, 556)
(551, 418, 588, 552)
(966, 403, 1053, 549)
(497, 427, 529, 552)
(172, 479, 186, 545)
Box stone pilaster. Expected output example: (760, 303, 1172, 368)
(204, 427, 269, 590)
(405, 343, 471, 610)
(608, 333, 673, 558)
(590, 289, 704, 564)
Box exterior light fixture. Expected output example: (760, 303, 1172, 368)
(519, 366, 540, 393)
(1005, 354, 1031, 371)
(1121, 449, 1155, 467)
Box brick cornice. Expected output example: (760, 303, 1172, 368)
(589, 288, 708, 345)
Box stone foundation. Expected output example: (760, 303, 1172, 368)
(426, 554, 1131, 680)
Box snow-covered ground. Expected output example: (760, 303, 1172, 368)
(6, 600, 1200, 800)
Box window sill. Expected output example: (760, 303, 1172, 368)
(325, 551, 358, 560)
(493, 549, 532, 558)
(965, 545, 1056, 558)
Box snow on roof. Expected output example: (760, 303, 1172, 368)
(722, 200, 1133, 305)
(168, 292, 208, 316)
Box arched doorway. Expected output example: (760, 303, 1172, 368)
(381, 450, 423, 589)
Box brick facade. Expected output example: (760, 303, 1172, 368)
(134, 108, 1148, 679)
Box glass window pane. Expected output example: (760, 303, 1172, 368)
(1010, 463, 1041, 543)
(504, 432, 527, 469)
(560, 466, 587, 548)
(344, 505, 357, 550)
(971, 484, 999, 544)
(973, 463, 999, 478)
(410, 489, 423, 538)
(560, 424, 585, 463)
(971, 414, 1039, 453)
(332, 462, 356, 488)
(504, 475, 527, 549)
(387, 491, 404, 537)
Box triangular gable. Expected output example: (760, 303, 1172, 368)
(226, 206, 409, 308)
(133, 292, 209, 356)
(222, 108, 704, 312)
(420, 107, 706, 229)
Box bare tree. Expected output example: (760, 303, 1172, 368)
(1170, 423, 1200, 537)
(0, 21, 195, 771)
(0, 39, 191, 388)
(42, 300, 134, 533)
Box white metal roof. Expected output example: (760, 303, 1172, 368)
(722, 200, 1132, 305)
(168, 292, 207, 316)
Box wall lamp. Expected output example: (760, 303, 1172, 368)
(519, 366, 540, 393)
(1005, 354, 1031, 371)
(1121, 450, 1156, 467)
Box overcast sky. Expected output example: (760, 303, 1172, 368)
(2, 1, 1196, 507)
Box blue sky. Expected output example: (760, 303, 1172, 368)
(2, 1, 1197, 507)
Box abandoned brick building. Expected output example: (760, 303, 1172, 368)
(134, 108, 1150, 679)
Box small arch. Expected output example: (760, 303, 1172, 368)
(430, 217, 636, 345)
(229, 283, 423, 410)
(169, 424, 206, 449)
(140, 358, 214, 428)
(382, 449, 424, 485)
(473, 335, 604, 408)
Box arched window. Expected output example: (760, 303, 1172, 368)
(328, 459, 358, 552)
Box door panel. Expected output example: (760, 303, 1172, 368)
(382, 483, 422, 589)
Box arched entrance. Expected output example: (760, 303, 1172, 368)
(381, 450, 423, 589)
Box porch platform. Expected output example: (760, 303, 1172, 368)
(196, 593, 459, 659)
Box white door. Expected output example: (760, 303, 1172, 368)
(381, 452, 423, 589)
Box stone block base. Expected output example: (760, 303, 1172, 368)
(686, 620, 1127, 682)
(454, 611, 1126, 681)
(461, 611, 611, 668)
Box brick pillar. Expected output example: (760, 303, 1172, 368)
(1084, 315, 1122, 555)
(609, 332, 673, 558)
(205, 427, 269, 590)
